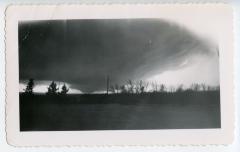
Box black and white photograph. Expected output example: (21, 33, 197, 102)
(6, 4, 234, 145)
(19, 18, 221, 131)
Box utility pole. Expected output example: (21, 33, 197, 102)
(106, 75, 109, 95)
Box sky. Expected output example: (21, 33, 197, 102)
(19, 19, 219, 93)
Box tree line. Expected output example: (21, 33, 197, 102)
(23, 78, 220, 95)
(107, 80, 220, 94)
(24, 78, 69, 95)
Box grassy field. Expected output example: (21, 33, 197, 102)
(20, 91, 221, 131)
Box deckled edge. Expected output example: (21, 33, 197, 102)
(4, 1, 234, 148)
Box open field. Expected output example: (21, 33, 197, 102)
(20, 91, 221, 131)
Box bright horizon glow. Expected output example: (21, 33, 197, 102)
(145, 54, 219, 87)
(19, 78, 219, 94)
(19, 81, 82, 94)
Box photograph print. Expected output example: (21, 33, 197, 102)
(19, 18, 221, 131)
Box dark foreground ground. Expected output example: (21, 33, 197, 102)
(20, 91, 221, 131)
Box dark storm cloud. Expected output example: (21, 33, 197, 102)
(19, 19, 216, 92)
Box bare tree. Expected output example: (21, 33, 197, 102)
(176, 84, 184, 92)
(109, 84, 120, 94)
(120, 85, 127, 93)
(169, 86, 176, 93)
(151, 82, 159, 92)
(135, 80, 141, 94)
(207, 85, 212, 91)
(135, 80, 149, 94)
(190, 83, 201, 91)
(160, 84, 166, 92)
(200, 83, 207, 91)
(110, 85, 116, 94)
(127, 80, 135, 93)
(141, 81, 149, 93)
(115, 84, 119, 94)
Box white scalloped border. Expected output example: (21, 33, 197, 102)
(4, 2, 235, 147)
